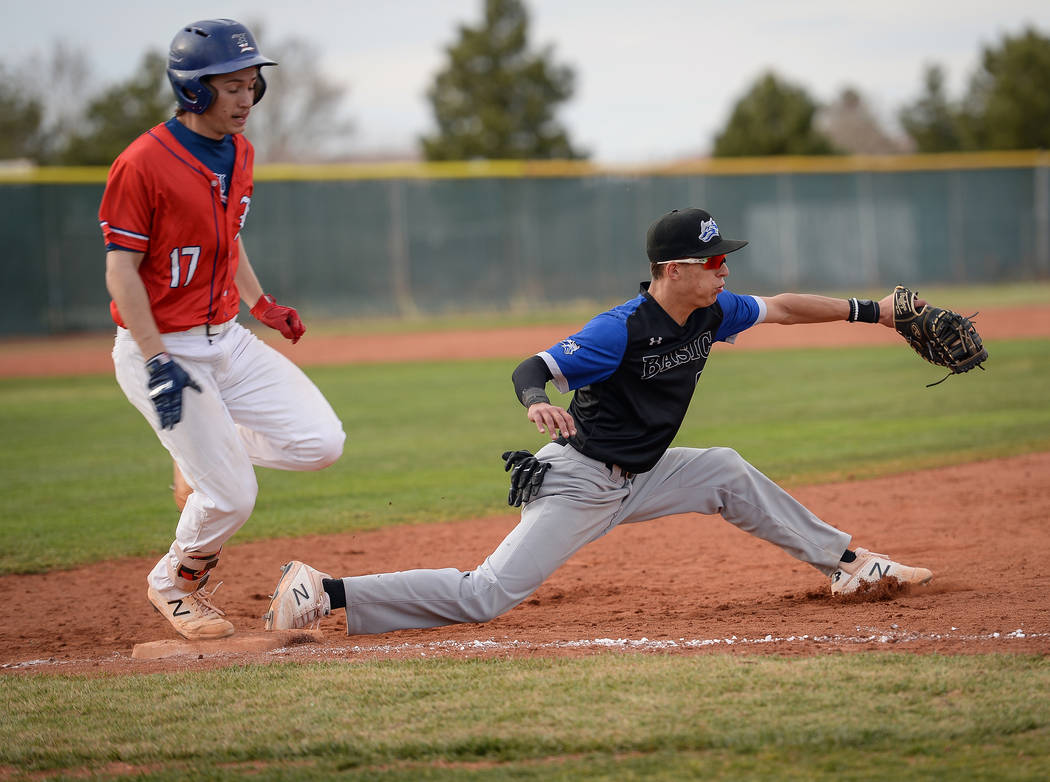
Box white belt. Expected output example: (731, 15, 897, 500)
(178, 318, 238, 336)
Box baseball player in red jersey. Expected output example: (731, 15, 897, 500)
(99, 19, 344, 640)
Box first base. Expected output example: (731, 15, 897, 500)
(132, 629, 323, 660)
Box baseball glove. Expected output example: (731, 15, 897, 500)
(892, 285, 987, 386)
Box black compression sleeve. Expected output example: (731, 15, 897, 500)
(512, 355, 553, 408)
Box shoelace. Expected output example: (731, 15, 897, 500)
(300, 594, 331, 630)
(193, 581, 228, 617)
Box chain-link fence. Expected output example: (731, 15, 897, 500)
(3, 154, 1047, 335)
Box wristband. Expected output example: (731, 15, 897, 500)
(847, 298, 880, 323)
(521, 387, 551, 408)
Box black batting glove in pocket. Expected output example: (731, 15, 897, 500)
(501, 449, 552, 507)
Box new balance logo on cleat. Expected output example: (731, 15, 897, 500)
(868, 562, 890, 579)
(167, 597, 191, 617)
(264, 560, 332, 631)
(830, 547, 933, 596)
(147, 583, 234, 639)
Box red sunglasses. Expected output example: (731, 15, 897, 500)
(702, 254, 727, 269)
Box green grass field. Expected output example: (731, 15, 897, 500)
(1, 337, 1047, 574)
(3, 655, 1048, 780)
(1, 300, 1048, 780)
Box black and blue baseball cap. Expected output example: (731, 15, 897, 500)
(646, 208, 748, 263)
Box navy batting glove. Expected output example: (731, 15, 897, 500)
(502, 449, 552, 507)
(146, 352, 202, 430)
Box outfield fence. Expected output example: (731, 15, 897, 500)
(2, 151, 1048, 335)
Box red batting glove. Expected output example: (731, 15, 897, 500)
(250, 294, 305, 343)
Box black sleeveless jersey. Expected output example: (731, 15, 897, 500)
(538, 284, 764, 474)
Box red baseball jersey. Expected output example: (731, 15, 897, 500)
(99, 122, 255, 332)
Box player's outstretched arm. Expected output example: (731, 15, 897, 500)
(761, 291, 922, 328)
(760, 293, 850, 325)
(876, 291, 894, 326)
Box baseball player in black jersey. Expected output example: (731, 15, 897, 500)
(264, 207, 933, 633)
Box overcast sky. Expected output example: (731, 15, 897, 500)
(9, 1, 1050, 163)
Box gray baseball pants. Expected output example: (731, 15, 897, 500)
(342, 441, 850, 635)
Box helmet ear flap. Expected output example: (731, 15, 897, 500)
(197, 77, 219, 112)
(173, 78, 216, 114)
(252, 70, 267, 105)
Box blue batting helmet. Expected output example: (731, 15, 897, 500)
(167, 19, 277, 114)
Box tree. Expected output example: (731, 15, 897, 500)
(245, 34, 353, 163)
(58, 51, 172, 165)
(818, 87, 910, 154)
(18, 41, 95, 163)
(900, 28, 1050, 152)
(421, 0, 583, 160)
(712, 72, 835, 156)
(898, 65, 965, 152)
(0, 42, 93, 163)
(0, 68, 46, 160)
(961, 26, 1050, 150)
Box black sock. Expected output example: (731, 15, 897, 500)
(322, 578, 346, 610)
(840, 549, 857, 563)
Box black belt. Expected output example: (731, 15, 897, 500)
(554, 437, 634, 480)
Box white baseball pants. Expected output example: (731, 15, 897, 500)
(112, 320, 345, 598)
(342, 441, 850, 634)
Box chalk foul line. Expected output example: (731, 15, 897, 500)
(3, 626, 1046, 670)
(271, 626, 1049, 658)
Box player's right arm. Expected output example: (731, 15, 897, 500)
(105, 250, 166, 359)
(511, 355, 577, 439)
(107, 248, 202, 430)
(512, 310, 630, 439)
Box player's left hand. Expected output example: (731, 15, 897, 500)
(891, 284, 987, 384)
(877, 290, 926, 327)
(501, 450, 552, 507)
(251, 294, 305, 343)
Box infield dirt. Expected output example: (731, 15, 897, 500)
(1, 307, 1047, 674)
(1, 305, 1048, 376)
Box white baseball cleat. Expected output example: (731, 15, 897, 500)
(263, 560, 332, 630)
(831, 548, 933, 595)
(147, 582, 234, 639)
